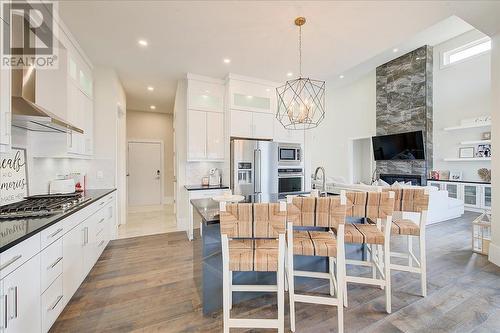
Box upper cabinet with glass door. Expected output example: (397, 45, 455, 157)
(187, 75, 224, 113)
(227, 74, 278, 114)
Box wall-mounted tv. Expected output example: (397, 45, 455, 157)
(372, 130, 425, 161)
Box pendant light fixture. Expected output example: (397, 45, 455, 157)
(276, 17, 325, 130)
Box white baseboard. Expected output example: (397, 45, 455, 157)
(163, 196, 174, 204)
(489, 242, 500, 267)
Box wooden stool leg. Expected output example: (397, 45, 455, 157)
(420, 232, 427, 297)
(278, 234, 285, 333)
(229, 271, 233, 310)
(384, 240, 392, 314)
(408, 236, 413, 268)
(287, 236, 296, 331)
(329, 257, 335, 296)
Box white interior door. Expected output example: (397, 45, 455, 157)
(128, 141, 162, 206)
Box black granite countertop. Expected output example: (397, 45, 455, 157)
(191, 192, 337, 225)
(0, 189, 116, 253)
(184, 185, 230, 191)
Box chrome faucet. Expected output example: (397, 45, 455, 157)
(313, 166, 326, 195)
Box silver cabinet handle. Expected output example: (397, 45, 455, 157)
(0, 255, 22, 272)
(98, 218, 105, 224)
(48, 295, 63, 311)
(85, 227, 89, 245)
(47, 257, 63, 270)
(99, 201, 105, 206)
(3, 294, 7, 329)
(8, 287, 17, 319)
(48, 228, 63, 239)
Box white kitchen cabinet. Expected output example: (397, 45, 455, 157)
(62, 223, 84, 307)
(41, 275, 64, 333)
(188, 110, 207, 160)
(443, 182, 460, 200)
(463, 184, 481, 209)
(0, 6, 10, 152)
(36, 41, 68, 122)
(0, 61, 11, 153)
(2, 254, 41, 333)
(228, 77, 275, 113)
(187, 110, 224, 161)
(187, 79, 224, 112)
(230, 109, 273, 140)
(230, 110, 253, 138)
(428, 181, 490, 212)
(482, 185, 492, 210)
(206, 112, 224, 159)
(252, 112, 274, 140)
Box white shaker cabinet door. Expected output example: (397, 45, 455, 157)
(62, 224, 85, 306)
(252, 112, 274, 140)
(230, 110, 253, 138)
(3, 255, 41, 333)
(188, 110, 207, 160)
(206, 112, 224, 160)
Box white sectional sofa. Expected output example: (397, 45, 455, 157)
(313, 178, 464, 225)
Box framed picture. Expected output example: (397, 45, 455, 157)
(450, 171, 462, 181)
(0, 147, 28, 206)
(476, 144, 492, 158)
(482, 131, 491, 140)
(438, 170, 450, 180)
(459, 147, 474, 158)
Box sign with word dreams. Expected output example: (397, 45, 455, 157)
(0, 148, 28, 206)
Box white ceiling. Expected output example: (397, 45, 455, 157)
(58, 1, 500, 114)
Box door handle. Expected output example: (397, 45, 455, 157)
(254, 149, 262, 193)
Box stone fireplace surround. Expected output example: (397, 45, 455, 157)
(379, 173, 423, 186)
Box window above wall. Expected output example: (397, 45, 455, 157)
(441, 37, 491, 68)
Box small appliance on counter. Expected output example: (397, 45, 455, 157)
(209, 168, 222, 186)
(202, 176, 210, 186)
(49, 178, 76, 195)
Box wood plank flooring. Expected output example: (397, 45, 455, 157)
(51, 212, 500, 332)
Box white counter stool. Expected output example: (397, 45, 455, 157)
(382, 188, 430, 296)
(286, 193, 347, 333)
(334, 191, 395, 314)
(219, 201, 286, 333)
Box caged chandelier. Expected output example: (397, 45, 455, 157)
(276, 17, 326, 130)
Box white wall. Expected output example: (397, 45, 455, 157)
(91, 67, 127, 225)
(309, 71, 376, 181)
(433, 30, 491, 181)
(126, 110, 174, 201)
(489, 33, 500, 266)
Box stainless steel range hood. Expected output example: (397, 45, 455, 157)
(10, 10, 83, 134)
(11, 67, 83, 134)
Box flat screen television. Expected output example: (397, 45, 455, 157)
(372, 131, 425, 161)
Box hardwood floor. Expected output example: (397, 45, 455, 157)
(51, 211, 500, 332)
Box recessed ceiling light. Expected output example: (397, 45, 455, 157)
(287, 72, 293, 77)
(150, 105, 156, 110)
(138, 39, 148, 47)
(223, 58, 231, 64)
(147, 86, 154, 91)
(393, 48, 399, 53)
(339, 75, 345, 79)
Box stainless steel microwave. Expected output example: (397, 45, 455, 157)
(278, 144, 302, 164)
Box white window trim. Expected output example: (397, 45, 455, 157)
(440, 37, 491, 69)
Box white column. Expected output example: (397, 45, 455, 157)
(489, 34, 500, 266)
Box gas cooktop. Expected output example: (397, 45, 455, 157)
(0, 193, 92, 219)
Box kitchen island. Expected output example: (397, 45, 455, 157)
(191, 193, 364, 315)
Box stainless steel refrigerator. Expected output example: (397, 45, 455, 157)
(230, 139, 278, 195)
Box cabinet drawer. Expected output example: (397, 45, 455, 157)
(0, 234, 40, 278)
(41, 274, 64, 333)
(41, 221, 65, 249)
(189, 189, 225, 200)
(41, 238, 63, 292)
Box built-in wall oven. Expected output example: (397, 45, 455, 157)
(278, 168, 304, 193)
(278, 144, 302, 165)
